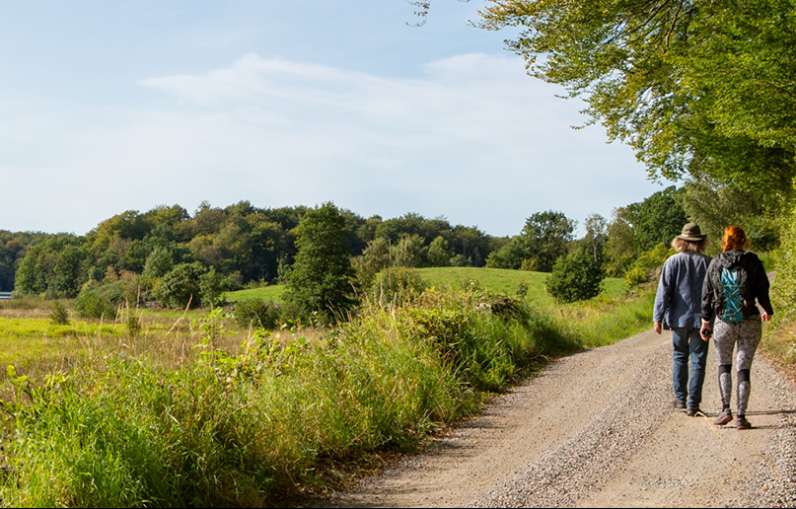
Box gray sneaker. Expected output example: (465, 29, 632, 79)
(737, 417, 752, 430)
(714, 408, 733, 426)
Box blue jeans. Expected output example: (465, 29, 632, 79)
(672, 328, 709, 408)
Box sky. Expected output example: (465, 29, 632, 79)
(0, 0, 666, 237)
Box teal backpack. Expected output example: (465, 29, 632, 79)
(721, 267, 744, 323)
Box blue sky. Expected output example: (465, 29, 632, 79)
(0, 1, 665, 237)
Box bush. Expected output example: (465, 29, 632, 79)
(199, 268, 231, 308)
(370, 267, 428, 307)
(623, 243, 674, 290)
(234, 299, 281, 330)
(154, 262, 206, 309)
(450, 254, 470, 267)
(546, 247, 604, 303)
(74, 290, 118, 320)
(49, 300, 70, 325)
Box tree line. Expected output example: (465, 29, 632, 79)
(2, 182, 730, 314)
(0, 202, 495, 298)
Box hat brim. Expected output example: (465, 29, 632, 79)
(677, 235, 707, 242)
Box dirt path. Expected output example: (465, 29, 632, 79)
(322, 330, 796, 508)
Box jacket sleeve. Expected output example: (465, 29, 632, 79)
(702, 260, 717, 323)
(653, 259, 673, 325)
(753, 258, 775, 316)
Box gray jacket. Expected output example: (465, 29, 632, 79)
(654, 251, 711, 330)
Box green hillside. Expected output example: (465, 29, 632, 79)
(224, 267, 626, 304)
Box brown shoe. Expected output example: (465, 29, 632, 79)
(687, 408, 702, 417)
(737, 417, 752, 430)
(714, 408, 733, 426)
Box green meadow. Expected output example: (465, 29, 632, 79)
(223, 267, 627, 305)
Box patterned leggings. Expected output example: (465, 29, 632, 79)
(713, 319, 763, 417)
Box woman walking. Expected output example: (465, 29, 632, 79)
(654, 223, 712, 417)
(701, 226, 773, 429)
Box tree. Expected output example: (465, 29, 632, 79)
(412, 0, 796, 207)
(283, 203, 356, 324)
(393, 234, 427, 268)
(680, 180, 779, 253)
(584, 214, 607, 264)
(427, 236, 452, 267)
(604, 207, 637, 278)
(521, 211, 577, 273)
(627, 187, 688, 253)
(546, 244, 605, 303)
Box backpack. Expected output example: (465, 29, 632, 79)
(721, 267, 744, 323)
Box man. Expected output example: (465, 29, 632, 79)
(654, 223, 711, 416)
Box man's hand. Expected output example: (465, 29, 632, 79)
(762, 312, 772, 322)
(654, 322, 663, 335)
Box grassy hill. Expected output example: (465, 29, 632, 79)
(224, 267, 626, 304)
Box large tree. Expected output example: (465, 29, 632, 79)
(283, 203, 356, 324)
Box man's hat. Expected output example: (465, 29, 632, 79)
(677, 223, 707, 242)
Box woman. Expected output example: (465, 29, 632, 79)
(654, 223, 712, 417)
(701, 226, 773, 430)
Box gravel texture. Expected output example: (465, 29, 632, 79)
(321, 330, 796, 508)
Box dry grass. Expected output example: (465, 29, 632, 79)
(0, 304, 324, 384)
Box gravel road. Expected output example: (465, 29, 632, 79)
(322, 330, 796, 508)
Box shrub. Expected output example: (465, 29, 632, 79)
(154, 262, 206, 309)
(199, 268, 231, 308)
(49, 300, 70, 325)
(75, 290, 118, 320)
(234, 299, 281, 330)
(546, 247, 604, 303)
(370, 267, 427, 307)
(623, 243, 674, 290)
(450, 254, 470, 267)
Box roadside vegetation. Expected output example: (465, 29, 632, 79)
(0, 279, 653, 507)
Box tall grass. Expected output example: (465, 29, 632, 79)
(0, 286, 652, 507)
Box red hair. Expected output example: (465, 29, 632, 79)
(722, 226, 749, 252)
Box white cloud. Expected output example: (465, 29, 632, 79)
(0, 53, 659, 235)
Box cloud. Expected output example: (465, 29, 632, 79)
(0, 53, 658, 235)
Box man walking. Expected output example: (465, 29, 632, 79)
(654, 223, 711, 416)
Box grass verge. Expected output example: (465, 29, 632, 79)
(0, 286, 652, 507)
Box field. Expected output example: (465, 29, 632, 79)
(223, 267, 627, 305)
(223, 284, 285, 303)
(0, 271, 652, 507)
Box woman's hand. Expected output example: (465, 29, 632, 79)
(654, 322, 663, 335)
(700, 321, 712, 341)
(762, 312, 772, 322)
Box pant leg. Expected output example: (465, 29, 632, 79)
(736, 319, 763, 417)
(688, 328, 709, 409)
(672, 328, 690, 404)
(713, 321, 737, 410)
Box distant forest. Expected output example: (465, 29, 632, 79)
(0, 184, 734, 302)
(0, 202, 501, 295)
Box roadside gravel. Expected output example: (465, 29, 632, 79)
(322, 330, 796, 508)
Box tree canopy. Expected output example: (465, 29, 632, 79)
(418, 0, 795, 210)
